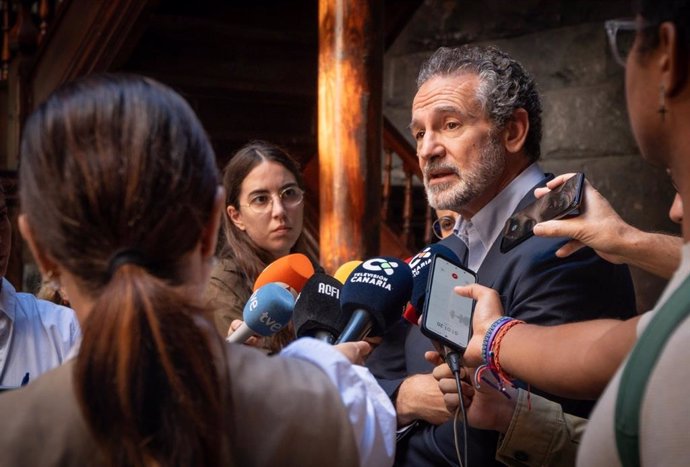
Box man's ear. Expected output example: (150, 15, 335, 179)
(227, 204, 245, 231)
(200, 186, 225, 258)
(18, 214, 59, 277)
(657, 22, 687, 98)
(502, 108, 530, 155)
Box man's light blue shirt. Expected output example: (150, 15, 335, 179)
(0, 278, 80, 388)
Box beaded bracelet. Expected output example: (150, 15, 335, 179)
(475, 316, 525, 401)
(481, 316, 513, 364)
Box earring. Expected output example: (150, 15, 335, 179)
(658, 85, 667, 121)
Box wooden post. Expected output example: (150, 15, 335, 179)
(318, 0, 382, 273)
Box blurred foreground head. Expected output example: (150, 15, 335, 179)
(19, 74, 227, 466)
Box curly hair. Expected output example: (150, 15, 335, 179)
(416, 45, 543, 161)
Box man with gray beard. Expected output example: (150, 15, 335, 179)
(365, 45, 636, 467)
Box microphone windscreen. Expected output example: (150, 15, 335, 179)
(333, 260, 362, 284)
(253, 253, 314, 292)
(340, 257, 413, 336)
(293, 273, 350, 339)
(409, 244, 460, 311)
(243, 283, 295, 336)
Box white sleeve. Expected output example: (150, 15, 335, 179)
(281, 337, 396, 467)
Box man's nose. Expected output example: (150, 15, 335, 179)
(417, 131, 444, 162)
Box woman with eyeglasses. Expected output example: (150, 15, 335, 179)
(433, 0, 690, 466)
(432, 209, 459, 240)
(0, 75, 395, 467)
(205, 141, 310, 351)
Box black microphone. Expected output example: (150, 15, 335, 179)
(335, 256, 413, 344)
(293, 273, 351, 344)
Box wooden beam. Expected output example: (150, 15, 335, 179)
(318, 0, 383, 273)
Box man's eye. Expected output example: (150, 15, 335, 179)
(440, 218, 455, 230)
(414, 130, 425, 140)
(446, 122, 460, 130)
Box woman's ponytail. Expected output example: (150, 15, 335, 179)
(74, 264, 231, 467)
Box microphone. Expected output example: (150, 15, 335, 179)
(335, 257, 413, 343)
(253, 253, 314, 293)
(292, 273, 351, 344)
(227, 283, 295, 343)
(403, 244, 461, 324)
(333, 260, 362, 284)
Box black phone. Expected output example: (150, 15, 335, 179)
(500, 172, 585, 253)
(420, 254, 476, 352)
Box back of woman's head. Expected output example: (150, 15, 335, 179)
(221, 140, 306, 281)
(20, 74, 230, 467)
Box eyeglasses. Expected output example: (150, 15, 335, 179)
(432, 215, 457, 240)
(605, 18, 656, 68)
(239, 186, 304, 214)
(605, 19, 638, 67)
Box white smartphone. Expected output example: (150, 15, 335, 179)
(420, 254, 476, 352)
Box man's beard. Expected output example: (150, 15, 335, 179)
(423, 136, 505, 211)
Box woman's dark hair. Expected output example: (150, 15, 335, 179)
(19, 75, 231, 466)
(220, 140, 307, 288)
(634, 0, 690, 55)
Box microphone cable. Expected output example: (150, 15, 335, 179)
(444, 346, 468, 467)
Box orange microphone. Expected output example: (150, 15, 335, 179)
(253, 253, 315, 294)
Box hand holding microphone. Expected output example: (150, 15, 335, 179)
(229, 253, 314, 349)
(227, 283, 295, 344)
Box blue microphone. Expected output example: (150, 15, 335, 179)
(335, 257, 413, 343)
(226, 283, 294, 343)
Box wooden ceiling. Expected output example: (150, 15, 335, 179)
(117, 0, 421, 169)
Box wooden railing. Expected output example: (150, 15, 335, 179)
(381, 116, 433, 252)
(303, 116, 433, 261)
(1, 0, 63, 82)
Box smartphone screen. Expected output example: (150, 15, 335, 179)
(421, 254, 476, 351)
(500, 172, 585, 253)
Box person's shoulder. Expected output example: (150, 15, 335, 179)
(0, 361, 101, 466)
(501, 233, 600, 269)
(223, 343, 358, 467)
(224, 342, 342, 402)
(15, 291, 79, 327)
(210, 257, 248, 285)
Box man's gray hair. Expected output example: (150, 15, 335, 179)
(416, 45, 542, 161)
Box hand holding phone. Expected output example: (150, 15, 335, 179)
(420, 254, 476, 353)
(500, 172, 585, 253)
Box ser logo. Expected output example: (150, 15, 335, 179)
(362, 258, 399, 276)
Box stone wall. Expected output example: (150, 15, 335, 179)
(384, 0, 679, 313)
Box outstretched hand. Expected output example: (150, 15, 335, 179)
(533, 174, 632, 263)
(227, 319, 265, 348)
(432, 359, 517, 433)
(453, 284, 505, 368)
(334, 341, 373, 365)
